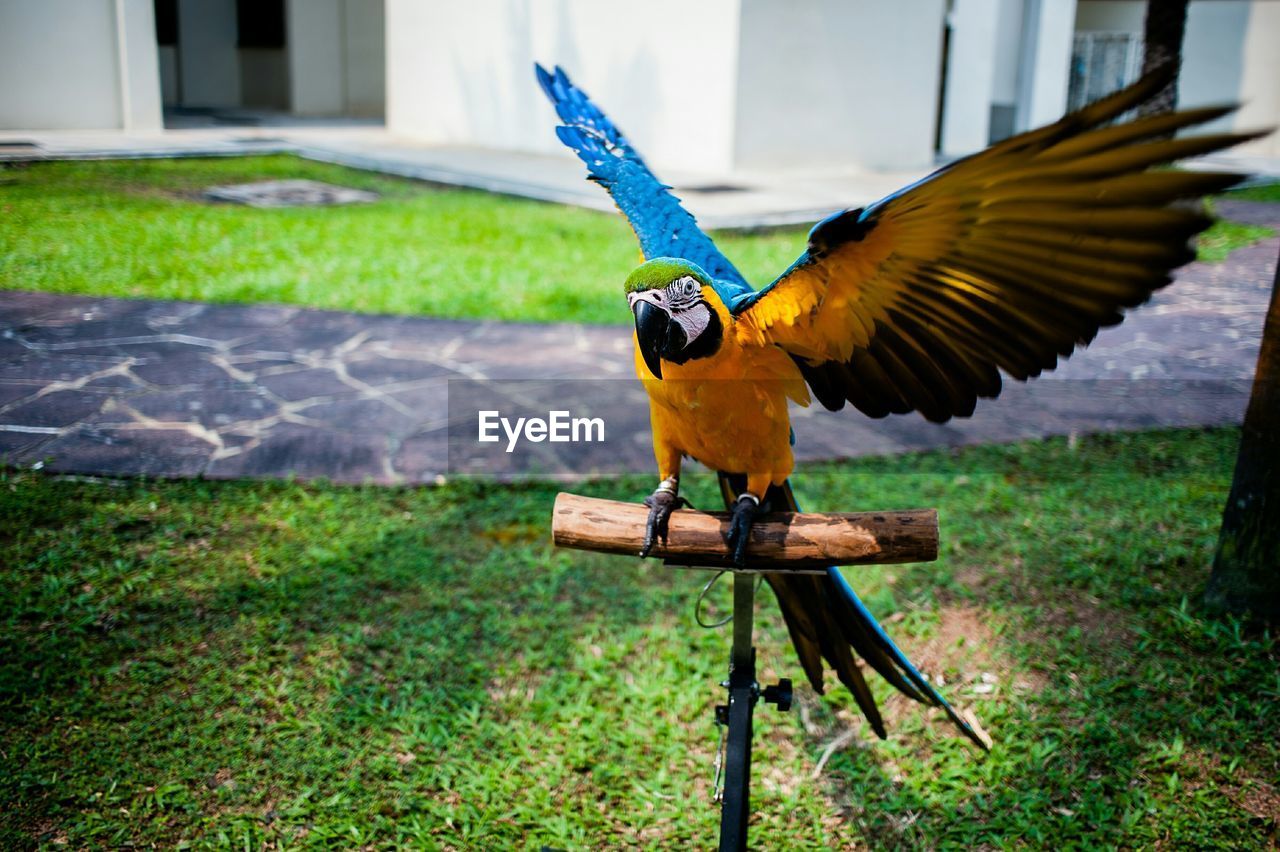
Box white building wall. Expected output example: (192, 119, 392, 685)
(940, 0, 1000, 158)
(986, 0, 1024, 142)
(1235, 1, 1280, 157)
(287, 0, 385, 117)
(115, 0, 163, 130)
(1016, 0, 1077, 131)
(735, 0, 946, 172)
(1180, 0, 1249, 135)
(0, 0, 120, 129)
(991, 0, 1025, 104)
(532, 0, 741, 175)
(385, 0, 1277, 173)
(387, 0, 741, 174)
(387, 0, 542, 155)
(0, 0, 160, 131)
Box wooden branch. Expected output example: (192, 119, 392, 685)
(552, 493, 938, 572)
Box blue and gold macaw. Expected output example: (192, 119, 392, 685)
(537, 63, 1257, 748)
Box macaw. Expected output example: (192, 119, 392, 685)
(536, 63, 1257, 748)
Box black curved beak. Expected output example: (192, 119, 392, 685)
(632, 300, 668, 380)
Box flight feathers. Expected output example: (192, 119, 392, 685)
(731, 68, 1263, 422)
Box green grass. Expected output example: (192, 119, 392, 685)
(3, 428, 1276, 848)
(1227, 181, 1280, 204)
(1198, 193, 1277, 263)
(0, 156, 804, 326)
(5, 159, 1274, 327)
(1198, 217, 1275, 263)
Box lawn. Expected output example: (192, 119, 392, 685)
(3, 428, 1277, 848)
(2, 156, 1273, 325)
(4, 154, 1277, 848)
(1199, 198, 1277, 263)
(0, 156, 804, 326)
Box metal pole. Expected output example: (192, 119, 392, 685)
(718, 572, 757, 852)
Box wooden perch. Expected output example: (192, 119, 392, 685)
(552, 493, 938, 572)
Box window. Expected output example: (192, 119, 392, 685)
(1069, 32, 1143, 114)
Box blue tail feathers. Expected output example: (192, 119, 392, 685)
(716, 471, 988, 749)
(828, 563, 988, 748)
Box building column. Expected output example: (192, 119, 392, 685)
(940, 0, 1000, 157)
(341, 0, 385, 117)
(114, 0, 163, 130)
(1235, 0, 1280, 157)
(177, 0, 240, 108)
(286, 0, 345, 116)
(1015, 0, 1076, 131)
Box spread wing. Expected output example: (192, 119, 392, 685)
(732, 67, 1265, 423)
(535, 64, 750, 290)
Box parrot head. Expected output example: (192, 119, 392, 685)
(624, 258, 724, 379)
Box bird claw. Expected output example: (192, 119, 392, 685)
(726, 493, 762, 566)
(640, 488, 688, 557)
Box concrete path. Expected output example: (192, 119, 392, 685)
(0, 124, 923, 230)
(4, 123, 1277, 231)
(2, 200, 1275, 485)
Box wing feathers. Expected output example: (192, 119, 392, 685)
(969, 223, 1197, 267)
(536, 64, 751, 290)
(733, 68, 1262, 419)
(999, 131, 1265, 183)
(1033, 104, 1236, 162)
(994, 171, 1244, 206)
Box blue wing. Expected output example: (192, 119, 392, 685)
(535, 64, 750, 293)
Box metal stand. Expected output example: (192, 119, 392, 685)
(549, 494, 939, 848)
(714, 572, 791, 852)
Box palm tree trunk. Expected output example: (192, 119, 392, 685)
(1138, 0, 1189, 118)
(1205, 247, 1280, 622)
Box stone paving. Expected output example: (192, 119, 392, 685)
(203, 179, 379, 208)
(1, 200, 1276, 484)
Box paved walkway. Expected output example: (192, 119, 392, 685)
(2, 201, 1275, 484)
(0, 123, 922, 230)
(4, 123, 1277, 231)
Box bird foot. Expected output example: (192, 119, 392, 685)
(726, 492, 763, 566)
(640, 480, 688, 557)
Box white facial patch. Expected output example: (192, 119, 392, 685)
(671, 301, 711, 344)
(627, 289, 665, 310)
(666, 276, 702, 310)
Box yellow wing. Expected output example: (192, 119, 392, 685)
(732, 68, 1267, 423)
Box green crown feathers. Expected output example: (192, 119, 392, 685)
(623, 257, 713, 294)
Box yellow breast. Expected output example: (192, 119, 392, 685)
(635, 300, 809, 477)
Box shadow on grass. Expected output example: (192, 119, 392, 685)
(788, 429, 1279, 849)
(2, 474, 895, 847)
(2, 429, 1276, 848)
